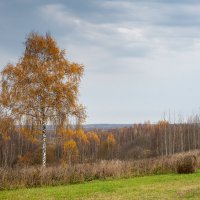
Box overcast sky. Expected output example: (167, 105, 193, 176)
(1, 0, 200, 124)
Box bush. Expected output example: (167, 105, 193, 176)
(177, 155, 197, 174)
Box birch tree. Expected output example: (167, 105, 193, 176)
(0, 32, 85, 167)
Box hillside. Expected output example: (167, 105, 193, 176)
(45, 124, 133, 131)
(83, 124, 133, 130)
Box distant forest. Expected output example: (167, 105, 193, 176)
(1, 113, 200, 167)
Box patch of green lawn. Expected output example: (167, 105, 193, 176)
(1, 172, 200, 200)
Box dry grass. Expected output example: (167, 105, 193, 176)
(1, 150, 200, 190)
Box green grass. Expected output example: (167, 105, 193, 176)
(1, 172, 200, 200)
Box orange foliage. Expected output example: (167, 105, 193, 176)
(59, 128, 75, 139)
(0, 31, 86, 132)
(87, 131, 100, 145)
(63, 140, 79, 164)
(19, 127, 40, 144)
(64, 140, 77, 152)
(107, 133, 116, 146)
(75, 129, 89, 145)
(0, 116, 14, 142)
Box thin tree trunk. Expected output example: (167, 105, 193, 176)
(187, 124, 190, 151)
(42, 121, 47, 167)
(164, 112, 168, 156)
(172, 110, 176, 154)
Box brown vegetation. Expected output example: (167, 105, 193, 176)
(0, 151, 199, 190)
(177, 154, 198, 174)
(2, 114, 200, 168)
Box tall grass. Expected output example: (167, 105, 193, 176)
(1, 151, 200, 190)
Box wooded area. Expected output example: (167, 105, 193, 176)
(1, 113, 200, 167)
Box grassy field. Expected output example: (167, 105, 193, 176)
(1, 172, 200, 200)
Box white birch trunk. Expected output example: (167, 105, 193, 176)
(42, 123, 47, 167)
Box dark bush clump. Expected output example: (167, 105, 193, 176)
(177, 155, 197, 174)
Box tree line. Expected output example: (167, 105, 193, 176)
(1, 112, 200, 167)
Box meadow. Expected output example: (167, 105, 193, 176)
(1, 172, 200, 200)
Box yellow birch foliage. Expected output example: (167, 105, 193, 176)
(59, 128, 75, 139)
(107, 133, 116, 146)
(87, 131, 100, 145)
(19, 127, 40, 144)
(0, 32, 86, 127)
(0, 116, 14, 142)
(76, 128, 89, 145)
(63, 139, 79, 164)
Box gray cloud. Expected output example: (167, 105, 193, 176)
(1, 0, 200, 123)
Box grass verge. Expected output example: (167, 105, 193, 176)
(1, 172, 200, 200)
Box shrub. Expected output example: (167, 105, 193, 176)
(176, 155, 197, 174)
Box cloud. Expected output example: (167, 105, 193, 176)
(2, 0, 200, 123)
(37, 1, 200, 79)
(39, 2, 200, 55)
(39, 4, 82, 28)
